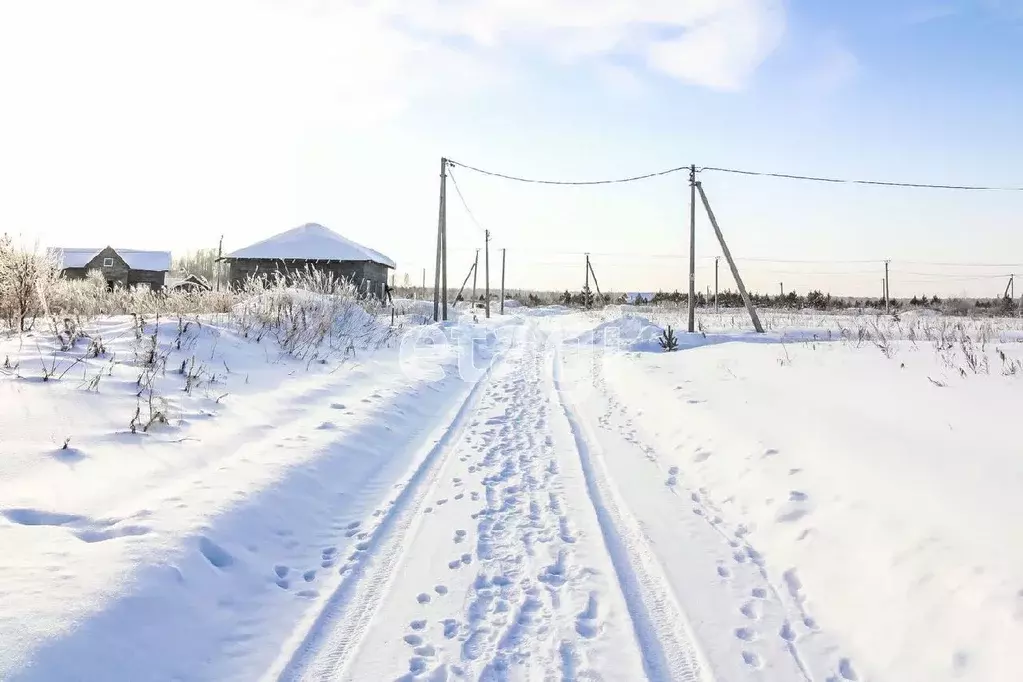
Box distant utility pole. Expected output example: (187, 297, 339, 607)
(687, 164, 697, 333)
(484, 230, 491, 319)
(714, 256, 719, 314)
(1005, 274, 1014, 300)
(216, 234, 223, 292)
(471, 249, 479, 303)
(884, 259, 891, 314)
(780, 282, 784, 298)
(500, 248, 506, 315)
(422, 268, 425, 299)
(433, 158, 448, 321)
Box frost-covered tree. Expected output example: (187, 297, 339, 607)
(0, 237, 60, 332)
(174, 248, 219, 280)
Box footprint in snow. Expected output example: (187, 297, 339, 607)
(321, 547, 337, 567)
(198, 537, 234, 569)
(734, 627, 757, 642)
(442, 619, 459, 639)
(838, 658, 859, 681)
(742, 651, 762, 669)
(740, 602, 759, 620)
(417, 592, 432, 604)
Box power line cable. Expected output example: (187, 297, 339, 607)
(446, 156, 1023, 191)
(447, 159, 690, 186)
(446, 167, 488, 236)
(699, 166, 1023, 191)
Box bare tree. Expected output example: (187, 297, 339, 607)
(0, 236, 60, 332)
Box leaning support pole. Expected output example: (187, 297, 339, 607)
(696, 182, 764, 333)
(585, 253, 591, 308)
(587, 259, 605, 306)
(453, 260, 477, 308)
(471, 249, 479, 303)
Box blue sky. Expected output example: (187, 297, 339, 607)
(1, 0, 1021, 296)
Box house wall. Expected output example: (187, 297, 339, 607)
(60, 247, 166, 290)
(226, 259, 391, 300)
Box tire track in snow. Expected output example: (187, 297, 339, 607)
(552, 344, 712, 682)
(594, 348, 864, 682)
(594, 358, 815, 680)
(267, 351, 500, 682)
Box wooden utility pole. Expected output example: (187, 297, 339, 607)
(1005, 274, 1013, 300)
(500, 248, 506, 315)
(780, 282, 784, 298)
(585, 253, 591, 308)
(433, 158, 448, 321)
(216, 235, 223, 292)
(884, 260, 891, 314)
(442, 160, 449, 320)
(688, 165, 697, 333)
(471, 249, 479, 303)
(422, 268, 425, 300)
(484, 230, 491, 319)
(696, 182, 764, 333)
(714, 256, 719, 313)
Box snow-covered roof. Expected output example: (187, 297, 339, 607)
(225, 223, 395, 269)
(50, 248, 172, 271)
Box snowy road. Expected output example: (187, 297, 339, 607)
(276, 319, 846, 681)
(280, 322, 698, 681)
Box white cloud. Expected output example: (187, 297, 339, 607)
(373, 0, 787, 90)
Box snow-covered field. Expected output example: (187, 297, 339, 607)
(1, 304, 1021, 681)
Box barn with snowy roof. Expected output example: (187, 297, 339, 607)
(50, 246, 172, 291)
(222, 223, 395, 299)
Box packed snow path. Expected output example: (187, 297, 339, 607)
(279, 323, 706, 681)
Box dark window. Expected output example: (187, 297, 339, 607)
(103, 257, 114, 267)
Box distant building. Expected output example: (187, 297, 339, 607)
(221, 223, 395, 299)
(50, 246, 172, 291)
